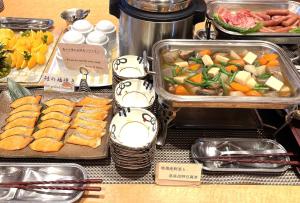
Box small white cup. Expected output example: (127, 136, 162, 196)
(57, 30, 85, 60)
(95, 20, 116, 49)
(70, 19, 94, 36)
(86, 30, 109, 50)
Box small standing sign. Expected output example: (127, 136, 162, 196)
(43, 74, 75, 92)
(155, 162, 202, 186)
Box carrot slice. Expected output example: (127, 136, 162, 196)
(229, 59, 245, 67)
(188, 64, 201, 71)
(189, 73, 203, 83)
(175, 85, 189, 95)
(230, 82, 251, 93)
(263, 53, 278, 61)
(266, 59, 279, 67)
(225, 65, 238, 73)
(258, 57, 268, 65)
(246, 90, 262, 96)
(199, 49, 212, 56)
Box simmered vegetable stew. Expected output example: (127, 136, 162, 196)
(161, 48, 292, 97)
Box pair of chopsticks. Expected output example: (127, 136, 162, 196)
(194, 152, 300, 166)
(0, 179, 102, 191)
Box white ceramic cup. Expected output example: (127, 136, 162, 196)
(86, 30, 109, 50)
(70, 19, 94, 37)
(57, 30, 85, 60)
(95, 20, 116, 47)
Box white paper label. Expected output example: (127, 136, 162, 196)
(58, 43, 108, 74)
(43, 74, 75, 92)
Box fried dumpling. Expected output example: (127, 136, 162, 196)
(32, 128, 65, 140)
(76, 96, 112, 107)
(4, 117, 37, 130)
(38, 119, 70, 130)
(10, 95, 42, 109)
(44, 98, 75, 107)
(71, 117, 107, 129)
(76, 111, 107, 121)
(10, 105, 42, 115)
(81, 105, 112, 112)
(76, 126, 106, 138)
(42, 105, 73, 116)
(29, 138, 63, 152)
(0, 127, 34, 139)
(0, 135, 33, 151)
(41, 112, 71, 123)
(6, 111, 40, 122)
(66, 133, 101, 148)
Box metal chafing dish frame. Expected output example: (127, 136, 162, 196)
(205, 0, 300, 44)
(152, 39, 300, 145)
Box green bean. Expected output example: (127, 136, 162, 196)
(164, 76, 177, 85)
(220, 67, 231, 76)
(257, 73, 272, 79)
(229, 71, 238, 83)
(189, 57, 203, 64)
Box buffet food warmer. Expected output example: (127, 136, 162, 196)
(205, 0, 300, 44)
(152, 39, 300, 145)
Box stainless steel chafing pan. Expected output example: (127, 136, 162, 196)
(152, 39, 300, 109)
(206, 0, 300, 44)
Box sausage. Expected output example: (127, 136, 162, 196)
(292, 20, 300, 28)
(265, 9, 289, 16)
(263, 19, 281, 27)
(273, 26, 292, 32)
(269, 26, 284, 30)
(282, 16, 299, 27)
(255, 12, 271, 20)
(252, 13, 264, 21)
(260, 27, 275, 32)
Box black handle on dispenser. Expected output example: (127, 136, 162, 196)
(193, 0, 207, 25)
(109, 0, 120, 18)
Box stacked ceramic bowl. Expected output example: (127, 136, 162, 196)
(114, 79, 156, 113)
(109, 108, 158, 169)
(112, 55, 150, 88)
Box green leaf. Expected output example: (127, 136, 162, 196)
(289, 27, 300, 33)
(7, 78, 32, 101)
(213, 14, 262, 35)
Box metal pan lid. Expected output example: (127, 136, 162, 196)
(126, 0, 192, 13)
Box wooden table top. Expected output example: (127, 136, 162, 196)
(1, 0, 300, 202)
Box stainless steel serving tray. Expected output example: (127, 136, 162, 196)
(0, 163, 87, 203)
(206, 0, 300, 44)
(0, 17, 54, 30)
(152, 39, 300, 109)
(191, 138, 290, 173)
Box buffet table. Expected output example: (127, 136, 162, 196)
(1, 0, 300, 203)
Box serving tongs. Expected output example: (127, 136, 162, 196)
(0, 17, 53, 30)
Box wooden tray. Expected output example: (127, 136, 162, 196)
(0, 90, 111, 159)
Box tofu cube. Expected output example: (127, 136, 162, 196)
(265, 76, 284, 91)
(174, 76, 187, 84)
(243, 51, 257, 65)
(230, 50, 241, 60)
(246, 78, 257, 88)
(215, 55, 230, 64)
(208, 67, 220, 77)
(256, 65, 266, 76)
(202, 55, 214, 66)
(174, 61, 189, 67)
(244, 65, 257, 75)
(234, 71, 251, 85)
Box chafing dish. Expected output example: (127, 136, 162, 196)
(191, 138, 290, 173)
(152, 39, 300, 145)
(206, 1, 300, 44)
(0, 163, 87, 203)
(152, 39, 300, 109)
